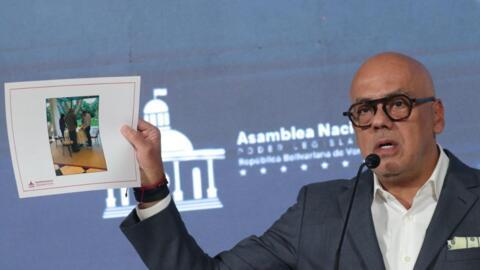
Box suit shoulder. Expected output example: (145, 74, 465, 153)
(304, 179, 351, 191)
(445, 150, 480, 186)
(292, 179, 353, 214)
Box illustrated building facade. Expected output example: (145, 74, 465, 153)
(103, 88, 225, 219)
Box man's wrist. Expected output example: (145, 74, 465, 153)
(134, 175, 169, 203)
(140, 168, 166, 186)
(141, 175, 167, 189)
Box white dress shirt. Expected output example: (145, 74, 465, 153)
(371, 146, 449, 270)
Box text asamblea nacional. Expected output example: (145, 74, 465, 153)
(237, 122, 354, 146)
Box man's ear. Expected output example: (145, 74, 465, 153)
(432, 99, 445, 134)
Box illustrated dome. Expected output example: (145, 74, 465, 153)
(144, 98, 168, 114)
(143, 88, 193, 153)
(161, 129, 193, 153)
(143, 88, 171, 129)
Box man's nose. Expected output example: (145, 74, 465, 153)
(371, 104, 393, 129)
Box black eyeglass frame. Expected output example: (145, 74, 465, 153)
(342, 93, 436, 128)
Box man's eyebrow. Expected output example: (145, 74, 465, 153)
(354, 97, 372, 103)
(353, 89, 409, 103)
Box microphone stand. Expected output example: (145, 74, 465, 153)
(334, 154, 379, 270)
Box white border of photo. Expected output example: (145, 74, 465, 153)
(4, 76, 141, 198)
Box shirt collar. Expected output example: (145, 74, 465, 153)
(373, 145, 450, 201)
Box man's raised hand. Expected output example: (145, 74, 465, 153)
(121, 119, 166, 186)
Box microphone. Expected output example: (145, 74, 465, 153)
(334, 154, 380, 269)
(364, 154, 380, 170)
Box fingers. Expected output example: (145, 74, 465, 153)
(121, 125, 148, 150)
(121, 120, 165, 186)
(135, 119, 161, 143)
(137, 119, 156, 131)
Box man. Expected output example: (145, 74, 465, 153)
(120, 52, 480, 269)
(81, 111, 92, 147)
(65, 108, 80, 152)
(59, 114, 65, 138)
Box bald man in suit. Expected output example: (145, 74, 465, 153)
(120, 52, 480, 270)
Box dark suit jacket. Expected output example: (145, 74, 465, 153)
(121, 150, 480, 269)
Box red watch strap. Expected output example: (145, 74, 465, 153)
(141, 175, 168, 190)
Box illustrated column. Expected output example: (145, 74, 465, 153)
(105, 189, 116, 208)
(172, 161, 184, 201)
(206, 159, 217, 198)
(120, 188, 130, 206)
(192, 167, 203, 199)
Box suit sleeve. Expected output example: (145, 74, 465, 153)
(120, 186, 308, 270)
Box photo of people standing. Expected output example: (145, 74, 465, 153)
(45, 95, 108, 176)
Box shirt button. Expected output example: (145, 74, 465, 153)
(404, 256, 411, 263)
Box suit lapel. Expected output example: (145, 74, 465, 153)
(338, 170, 385, 270)
(414, 152, 479, 270)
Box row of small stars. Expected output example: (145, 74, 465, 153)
(239, 160, 350, 176)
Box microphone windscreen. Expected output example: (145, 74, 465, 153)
(365, 154, 380, 169)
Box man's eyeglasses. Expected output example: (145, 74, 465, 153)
(342, 93, 436, 128)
